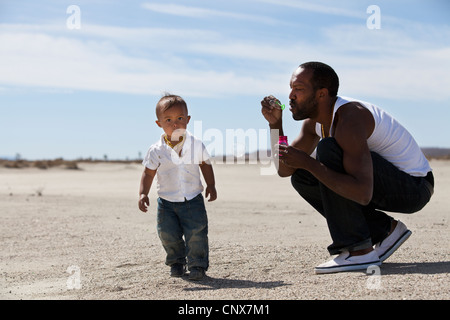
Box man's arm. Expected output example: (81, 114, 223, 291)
(280, 104, 374, 205)
(279, 119, 320, 176)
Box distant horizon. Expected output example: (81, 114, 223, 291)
(2, 146, 450, 162)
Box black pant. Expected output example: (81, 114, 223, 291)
(291, 138, 434, 255)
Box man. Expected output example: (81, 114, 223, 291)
(261, 62, 434, 274)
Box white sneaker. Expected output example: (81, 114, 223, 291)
(315, 250, 381, 274)
(374, 220, 412, 262)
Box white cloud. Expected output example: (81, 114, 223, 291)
(141, 2, 281, 25)
(253, 0, 364, 19)
(0, 25, 287, 97)
(318, 24, 450, 101)
(0, 21, 449, 101)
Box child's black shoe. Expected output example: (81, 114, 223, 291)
(170, 263, 185, 277)
(188, 267, 205, 281)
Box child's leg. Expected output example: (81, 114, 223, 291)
(156, 197, 186, 267)
(179, 194, 209, 271)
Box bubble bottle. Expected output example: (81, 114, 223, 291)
(278, 136, 288, 157)
(279, 136, 288, 146)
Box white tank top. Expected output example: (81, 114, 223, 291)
(315, 96, 431, 177)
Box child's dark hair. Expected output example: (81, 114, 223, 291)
(156, 93, 188, 118)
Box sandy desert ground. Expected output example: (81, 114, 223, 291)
(0, 159, 449, 301)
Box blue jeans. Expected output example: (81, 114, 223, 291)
(157, 193, 209, 270)
(291, 138, 434, 255)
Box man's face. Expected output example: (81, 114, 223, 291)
(288, 67, 318, 121)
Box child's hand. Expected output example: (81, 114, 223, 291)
(205, 185, 217, 202)
(138, 194, 150, 212)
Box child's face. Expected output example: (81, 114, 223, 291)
(156, 103, 190, 140)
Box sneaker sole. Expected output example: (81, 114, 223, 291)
(315, 260, 381, 274)
(379, 230, 412, 263)
(170, 273, 184, 277)
(188, 275, 205, 281)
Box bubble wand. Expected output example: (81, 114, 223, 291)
(270, 99, 285, 110)
(276, 101, 286, 110)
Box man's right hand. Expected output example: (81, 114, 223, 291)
(261, 95, 283, 126)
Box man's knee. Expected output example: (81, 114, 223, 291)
(316, 137, 344, 171)
(291, 169, 315, 186)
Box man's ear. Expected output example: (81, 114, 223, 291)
(317, 88, 328, 99)
(187, 115, 191, 124)
(155, 120, 162, 128)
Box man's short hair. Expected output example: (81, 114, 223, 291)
(300, 62, 339, 97)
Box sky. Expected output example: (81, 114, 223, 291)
(0, 0, 449, 160)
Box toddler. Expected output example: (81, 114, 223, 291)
(138, 94, 217, 281)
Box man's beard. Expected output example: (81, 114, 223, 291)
(290, 93, 318, 121)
